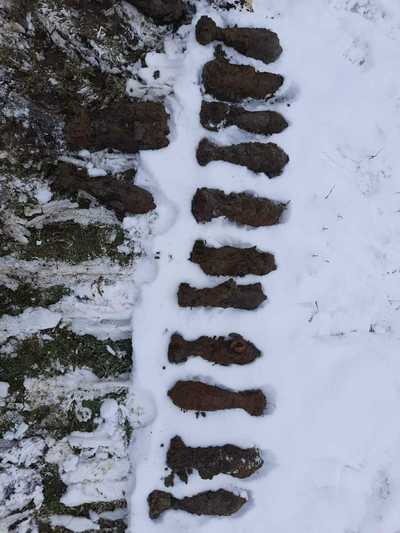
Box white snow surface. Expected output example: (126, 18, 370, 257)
(128, 0, 400, 532)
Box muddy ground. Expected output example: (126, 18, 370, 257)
(0, 0, 178, 530)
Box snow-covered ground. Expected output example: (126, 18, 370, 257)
(130, 1, 400, 532)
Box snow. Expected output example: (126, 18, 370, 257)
(129, 1, 400, 532)
(35, 187, 53, 204)
(50, 515, 100, 532)
(0, 382, 9, 398)
(0, 308, 62, 342)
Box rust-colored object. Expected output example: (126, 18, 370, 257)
(192, 187, 286, 228)
(165, 435, 263, 485)
(65, 100, 169, 153)
(168, 380, 267, 416)
(51, 163, 155, 220)
(202, 56, 283, 102)
(178, 279, 266, 310)
(200, 100, 288, 135)
(190, 239, 276, 277)
(125, 0, 184, 25)
(148, 488, 247, 519)
(168, 332, 261, 365)
(197, 138, 289, 177)
(196, 16, 282, 64)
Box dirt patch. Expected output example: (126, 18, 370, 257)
(165, 435, 263, 484)
(202, 56, 284, 102)
(178, 279, 266, 310)
(196, 16, 282, 64)
(168, 380, 267, 416)
(200, 100, 288, 135)
(51, 163, 156, 220)
(197, 138, 289, 177)
(168, 332, 261, 365)
(65, 100, 170, 153)
(125, 0, 185, 25)
(190, 239, 276, 277)
(148, 489, 247, 519)
(192, 187, 286, 228)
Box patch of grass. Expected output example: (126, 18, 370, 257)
(0, 409, 19, 438)
(0, 283, 70, 318)
(0, 327, 132, 392)
(23, 402, 96, 439)
(124, 417, 133, 444)
(40, 464, 68, 516)
(98, 518, 128, 532)
(19, 222, 133, 265)
(2, 388, 128, 439)
(39, 464, 127, 525)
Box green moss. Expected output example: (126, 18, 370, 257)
(0, 283, 70, 318)
(18, 222, 133, 265)
(39, 465, 127, 524)
(23, 402, 96, 439)
(124, 417, 133, 444)
(0, 327, 132, 392)
(0, 409, 18, 438)
(38, 519, 126, 533)
(65, 500, 127, 517)
(40, 464, 68, 516)
(98, 518, 128, 532)
(1, 388, 127, 439)
(0, 221, 134, 264)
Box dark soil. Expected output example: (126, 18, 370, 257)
(196, 16, 282, 64)
(148, 489, 247, 519)
(65, 100, 169, 153)
(200, 100, 288, 135)
(165, 435, 263, 484)
(197, 138, 289, 177)
(190, 239, 276, 277)
(168, 380, 267, 416)
(168, 332, 261, 365)
(202, 56, 284, 102)
(51, 163, 156, 220)
(192, 187, 286, 228)
(125, 0, 185, 25)
(178, 279, 266, 310)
